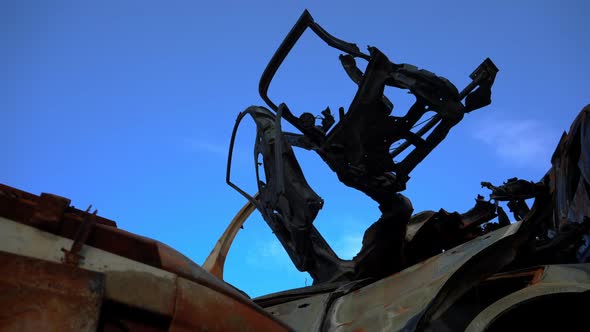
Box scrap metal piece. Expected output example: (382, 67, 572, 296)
(465, 264, 590, 332)
(464, 57, 498, 113)
(551, 105, 590, 230)
(0, 215, 291, 331)
(323, 222, 519, 331)
(406, 187, 553, 331)
(202, 194, 259, 279)
(353, 194, 414, 279)
(515, 218, 590, 266)
(481, 178, 542, 201)
(62, 205, 97, 265)
(258, 10, 498, 200)
(0, 251, 104, 332)
(170, 277, 291, 332)
(263, 293, 332, 331)
(227, 106, 354, 284)
(228, 9, 499, 284)
(405, 196, 497, 266)
(496, 206, 511, 227)
(28, 192, 71, 232)
(259, 10, 369, 112)
(507, 199, 530, 221)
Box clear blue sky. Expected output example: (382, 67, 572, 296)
(2, 1, 588, 297)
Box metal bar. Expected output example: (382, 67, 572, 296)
(226, 111, 260, 209)
(202, 194, 259, 279)
(390, 115, 441, 158)
(259, 10, 369, 112)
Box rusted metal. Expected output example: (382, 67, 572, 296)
(552, 105, 590, 229)
(170, 277, 291, 332)
(0, 216, 292, 330)
(405, 188, 552, 331)
(0, 251, 104, 332)
(226, 13, 588, 330)
(0, 215, 178, 316)
(322, 224, 515, 331)
(28, 192, 71, 232)
(0, 183, 117, 232)
(484, 266, 545, 285)
(157, 242, 250, 298)
(0, 184, 239, 283)
(62, 206, 97, 265)
(264, 293, 332, 331)
(465, 264, 590, 332)
(404, 196, 498, 266)
(203, 193, 259, 280)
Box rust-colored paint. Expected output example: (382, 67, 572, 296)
(0, 251, 104, 332)
(530, 267, 546, 285)
(1, 185, 292, 331)
(103, 270, 177, 317)
(158, 241, 210, 282)
(81, 223, 164, 267)
(28, 193, 70, 232)
(0, 184, 117, 229)
(485, 267, 546, 284)
(170, 277, 291, 332)
(1, 185, 217, 284)
(156, 242, 253, 303)
(203, 194, 258, 280)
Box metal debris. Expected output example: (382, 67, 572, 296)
(224, 10, 589, 331)
(228, 9, 500, 283)
(62, 205, 97, 265)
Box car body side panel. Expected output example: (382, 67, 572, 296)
(0, 251, 104, 332)
(323, 225, 513, 331)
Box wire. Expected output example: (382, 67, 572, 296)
(389, 142, 402, 152)
(411, 114, 435, 129)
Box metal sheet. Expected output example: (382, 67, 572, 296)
(0, 216, 177, 315)
(323, 224, 512, 331)
(170, 277, 291, 332)
(1, 216, 284, 329)
(465, 263, 590, 332)
(264, 293, 332, 331)
(0, 251, 104, 332)
(157, 241, 252, 302)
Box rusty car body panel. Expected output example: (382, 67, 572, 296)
(0, 251, 104, 332)
(0, 189, 291, 332)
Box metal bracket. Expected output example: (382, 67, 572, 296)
(61, 205, 97, 266)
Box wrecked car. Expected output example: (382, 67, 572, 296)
(1, 10, 589, 332)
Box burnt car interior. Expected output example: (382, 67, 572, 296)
(221, 12, 590, 330)
(227, 9, 505, 283)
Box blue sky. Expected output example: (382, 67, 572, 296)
(2, 1, 588, 297)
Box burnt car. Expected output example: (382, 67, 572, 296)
(1, 10, 589, 332)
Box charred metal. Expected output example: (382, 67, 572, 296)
(225, 10, 590, 331)
(228, 10, 503, 283)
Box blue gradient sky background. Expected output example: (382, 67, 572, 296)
(2, 1, 588, 297)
